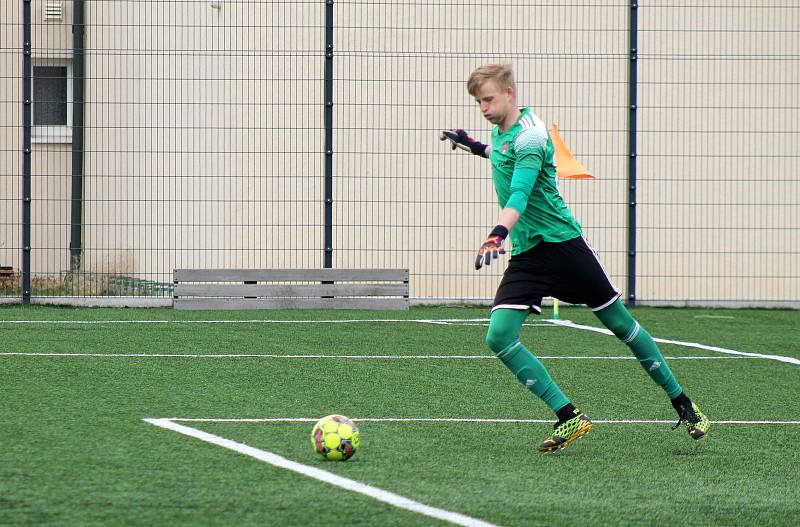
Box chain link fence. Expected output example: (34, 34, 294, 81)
(1, 1, 798, 307)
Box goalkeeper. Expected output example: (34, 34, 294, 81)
(441, 64, 709, 453)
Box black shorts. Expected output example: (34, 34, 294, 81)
(492, 235, 621, 314)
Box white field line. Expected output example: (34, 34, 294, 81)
(0, 318, 553, 329)
(0, 352, 748, 360)
(143, 418, 501, 527)
(549, 319, 800, 366)
(0, 318, 501, 325)
(2, 316, 797, 365)
(159, 417, 800, 425)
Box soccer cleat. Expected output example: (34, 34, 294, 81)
(672, 402, 710, 440)
(537, 409, 592, 453)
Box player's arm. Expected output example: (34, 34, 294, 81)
(505, 128, 546, 216)
(474, 129, 546, 270)
(439, 129, 491, 158)
(473, 207, 521, 270)
(497, 207, 520, 232)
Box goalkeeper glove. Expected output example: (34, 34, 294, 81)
(440, 129, 489, 158)
(475, 225, 508, 270)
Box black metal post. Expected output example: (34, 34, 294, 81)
(22, 0, 32, 304)
(323, 0, 334, 268)
(627, 1, 638, 307)
(70, 0, 86, 271)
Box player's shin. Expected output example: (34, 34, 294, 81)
(595, 299, 682, 398)
(486, 309, 571, 412)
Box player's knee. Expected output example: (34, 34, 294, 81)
(595, 301, 637, 339)
(485, 326, 515, 355)
(605, 317, 634, 339)
(484, 329, 503, 354)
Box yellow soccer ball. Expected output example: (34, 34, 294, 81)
(310, 414, 360, 461)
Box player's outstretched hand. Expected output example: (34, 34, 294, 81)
(439, 129, 489, 158)
(475, 226, 508, 270)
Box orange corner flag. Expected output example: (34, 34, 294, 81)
(551, 123, 594, 179)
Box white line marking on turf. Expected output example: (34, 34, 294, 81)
(0, 318, 558, 329)
(0, 352, 748, 360)
(3, 317, 796, 365)
(0, 318, 500, 325)
(143, 418, 501, 527)
(549, 319, 800, 366)
(159, 417, 800, 425)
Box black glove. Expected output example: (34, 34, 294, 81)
(439, 129, 489, 158)
(475, 225, 508, 270)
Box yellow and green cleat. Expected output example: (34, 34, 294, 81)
(538, 409, 592, 453)
(673, 402, 709, 440)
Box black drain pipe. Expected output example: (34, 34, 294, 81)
(627, 1, 638, 307)
(22, 0, 32, 304)
(70, 0, 86, 271)
(323, 0, 334, 268)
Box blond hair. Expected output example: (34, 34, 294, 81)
(467, 64, 516, 96)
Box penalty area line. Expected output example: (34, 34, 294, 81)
(142, 418, 500, 527)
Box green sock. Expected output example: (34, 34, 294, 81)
(486, 308, 571, 412)
(595, 299, 683, 398)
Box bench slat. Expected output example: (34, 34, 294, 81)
(174, 283, 408, 298)
(174, 268, 408, 283)
(174, 297, 409, 311)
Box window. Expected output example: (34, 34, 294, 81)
(32, 59, 73, 143)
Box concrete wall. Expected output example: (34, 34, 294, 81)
(0, 1, 797, 305)
(637, 2, 800, 304)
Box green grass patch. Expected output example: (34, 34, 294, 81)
(2, 305, 799, 526)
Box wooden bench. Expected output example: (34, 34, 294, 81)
(173, 268, 409, 310)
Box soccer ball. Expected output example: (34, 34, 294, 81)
(310, 414, 360, 461)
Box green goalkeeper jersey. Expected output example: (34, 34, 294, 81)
(489, 107, 582, 255)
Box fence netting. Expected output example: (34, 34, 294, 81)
(1, 1, 797, 307)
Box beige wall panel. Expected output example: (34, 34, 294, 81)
(0, 2, 23, 273)
(640, 4, 800, 56)
(6, 2, 794, 304)
(77, 0, 324, 282)
(29, 146, 72, 275)
(333, 0, 629, 300)
(0, 143, 21, 269)
(31, 0, 74, 59)
(638, 3, 799, 304)
(638, 256, 798, 303)
(336, 3, 626, 54)
(80, 172, 324, 275)
(3, 2, 73, 276)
